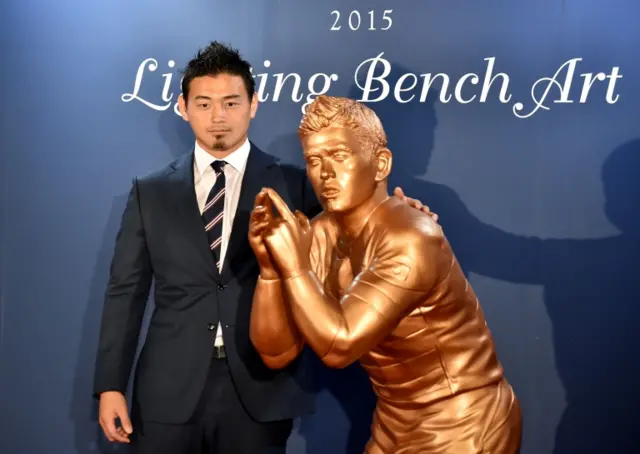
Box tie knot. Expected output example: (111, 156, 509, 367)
(211, 160, 227, 173)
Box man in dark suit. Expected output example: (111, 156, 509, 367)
(93, 41, 435, 454)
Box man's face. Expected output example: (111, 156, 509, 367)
(179, 74, 257, 154)
(303, 127, 380, 213)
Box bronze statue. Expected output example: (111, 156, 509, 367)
(248, 95, 522, 453)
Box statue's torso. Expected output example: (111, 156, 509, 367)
(316, 201, 504, 409)
(310, 201, 519, 452)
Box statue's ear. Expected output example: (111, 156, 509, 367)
(375, 148, 392, 181)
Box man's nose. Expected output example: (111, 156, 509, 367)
(210, 104, 226, 122)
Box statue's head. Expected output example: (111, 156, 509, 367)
(298, 95, 392, 213)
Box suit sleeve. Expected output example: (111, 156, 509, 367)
(92, 178, 153, 397)
(282, 228, 447, 368)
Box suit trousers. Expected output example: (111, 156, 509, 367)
(130, 356, 293, 454)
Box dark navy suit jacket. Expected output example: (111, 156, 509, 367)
(93, 143, 320, 424)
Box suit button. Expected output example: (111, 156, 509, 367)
(217, 283, 226, 290)
(207, 323, 215, 331)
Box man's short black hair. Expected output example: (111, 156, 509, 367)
(181, 41, 255, 102)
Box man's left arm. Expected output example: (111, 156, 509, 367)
(282, 229, 448, 368)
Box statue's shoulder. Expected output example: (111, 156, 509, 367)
(372, 202, 449, 291)
(378, 198, 444, 242)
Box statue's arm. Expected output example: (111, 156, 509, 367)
(282, 229, 446, 368)
(250, 276, 304, 369)
(249, 221, 328, 369)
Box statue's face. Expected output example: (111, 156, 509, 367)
(302, 126, 379, 213)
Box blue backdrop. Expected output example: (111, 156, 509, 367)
(1, 1, 639, 453)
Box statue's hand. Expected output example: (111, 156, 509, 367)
(249, 189, 279, 280)
(394, 187, 439, 222)
(262, 188, 313, 279)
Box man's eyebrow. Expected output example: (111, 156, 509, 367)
(193, 94, 242, 101)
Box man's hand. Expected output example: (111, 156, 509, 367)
(249, 189, 279, 280)
(394, 187, 439, 222)
(261, 188, 313, 279)
(98, 391, 132, 444)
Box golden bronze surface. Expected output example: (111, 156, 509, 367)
(249, 95, 522, 453)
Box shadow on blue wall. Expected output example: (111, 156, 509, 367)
(268, 62, 640, 453)
(69, 63, 640, 454)
(70, 188, 131, 454)
(69, 113, 193, 454)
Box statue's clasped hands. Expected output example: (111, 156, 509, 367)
(248, 188, 312, 280)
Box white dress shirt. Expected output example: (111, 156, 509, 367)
(193, 138, 251, 346)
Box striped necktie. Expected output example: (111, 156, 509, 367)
(203, 160, 227, 272)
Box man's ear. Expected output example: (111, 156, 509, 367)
(178, 94, 189, 121)
(375, 148, 392, 181)
(250, 92, 259, 119)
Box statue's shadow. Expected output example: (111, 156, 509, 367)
(270, 61, 640, 454)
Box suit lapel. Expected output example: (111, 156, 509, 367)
(169, 150, 219, 277)
(221, 142, 278, 280)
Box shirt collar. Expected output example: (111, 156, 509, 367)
(193, 138, 251, 176)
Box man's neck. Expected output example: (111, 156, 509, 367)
(335, 185, 389, 240)
(198, 136, 247, 159)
